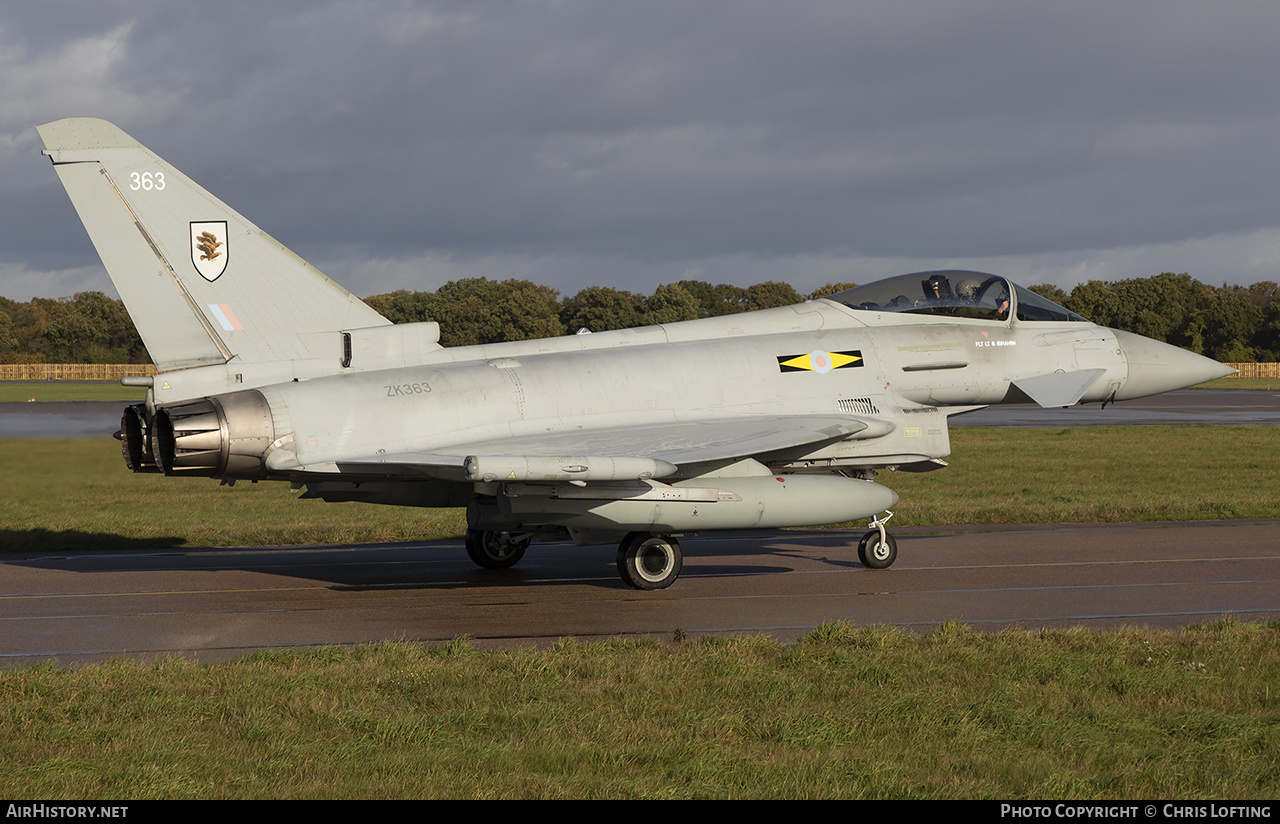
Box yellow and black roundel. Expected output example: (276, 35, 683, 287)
(777, 349, 864, 374)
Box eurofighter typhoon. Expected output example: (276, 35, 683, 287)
(38, 118, 1234, 589)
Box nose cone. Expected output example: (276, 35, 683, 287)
(1113, 329, 1236, 400)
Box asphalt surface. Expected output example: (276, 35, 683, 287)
(0, 401, 127, 439)
(5, 521, 1279, 666)
(952, 388, 1280, 426)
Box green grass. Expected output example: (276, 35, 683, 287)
(2, 426, 1276, 552)
(0, 381, 147, 403)
(880, 425, 1280, 525)
(2, 622, 1278, 799)
(0, 439, 464, 551)
(1193, 377, 1277, 390)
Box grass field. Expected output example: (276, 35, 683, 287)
(1194, 377, 1276, 390)
(2, 425, 1276, 552)
(2, 621, 1277, 799)
(0, 381, 147, 403)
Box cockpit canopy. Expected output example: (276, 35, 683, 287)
(825, 270, 1086, 323)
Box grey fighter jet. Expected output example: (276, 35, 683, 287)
(38, 118, 1234, 589)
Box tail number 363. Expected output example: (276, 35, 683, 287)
(130, 171, 165, 191)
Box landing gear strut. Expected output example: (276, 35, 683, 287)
(464, 529, 531, 569)
(857, 511, 897, 569)
(616, 532, 683, 590)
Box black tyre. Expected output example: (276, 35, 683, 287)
(616, 532, 683, 590)
(464, 529, 530, 569)
(857, 530, 897, 569)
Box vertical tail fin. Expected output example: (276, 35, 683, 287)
(38, 118, 389, 373)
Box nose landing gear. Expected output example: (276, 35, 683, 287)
(857, 511, 897, 569)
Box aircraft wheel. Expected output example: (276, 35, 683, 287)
(464, 529, 530, 569)
(858, 530, 897, 569)
(616, 532, 682, 590)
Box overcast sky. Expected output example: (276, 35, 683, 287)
(5, 1, 1280, 303)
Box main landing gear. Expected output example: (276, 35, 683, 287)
(462, 528, 684, 590)
(857, 511, 897, 570)
(464, 529, 531, 569)
(616, 532, 683, 590)
(465, 523, 883, 586)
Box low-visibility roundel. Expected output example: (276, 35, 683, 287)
(776, 349, 864, 373)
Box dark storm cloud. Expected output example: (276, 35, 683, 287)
(4, 1, 1280, 300)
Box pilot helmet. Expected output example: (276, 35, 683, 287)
(955, 277, 983, 303)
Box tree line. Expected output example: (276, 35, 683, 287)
(2, 272, 1276, 364)
(0, 291, 148, 365)
(1028, 273, 1279, 363)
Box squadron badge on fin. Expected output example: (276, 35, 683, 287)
(191, 221, 228, 282)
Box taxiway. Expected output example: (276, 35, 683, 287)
(4, 521, 1278, 666)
